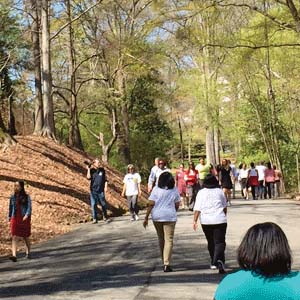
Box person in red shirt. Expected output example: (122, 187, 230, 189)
(184, 162, 199, 206)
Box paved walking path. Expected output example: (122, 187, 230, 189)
(1, 198, 300, 300)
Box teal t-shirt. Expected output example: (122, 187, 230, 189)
(215, 270, 300, 300)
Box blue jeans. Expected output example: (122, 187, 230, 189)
(90, 191, 108, 220)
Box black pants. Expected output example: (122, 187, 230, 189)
(250, 185, 258, 200)
(201, 223, 227, 266)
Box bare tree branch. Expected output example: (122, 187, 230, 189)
(215, 2, 296, 31)
(200, 42, 300, 49)
(286, 0, 300, 31)
(0, 52, 11, 73)
(51, 0, 104, 41)
(52, 90, 70, 106)
(76, 77, 109, 94)
(79, 121, 99, 139)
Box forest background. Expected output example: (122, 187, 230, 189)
(1, 0, 300, 191)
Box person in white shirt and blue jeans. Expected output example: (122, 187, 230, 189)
(121, 164, 142, 221)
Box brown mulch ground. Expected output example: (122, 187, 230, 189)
(0, 136, 147, 256)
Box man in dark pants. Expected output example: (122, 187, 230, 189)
(87, 158, 109, 223)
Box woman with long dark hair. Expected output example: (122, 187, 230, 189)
(214, 222, 300, 300)
(218, 159, 233, 205)
(8, 181, 32, 262)
(143, 172, 180, 272)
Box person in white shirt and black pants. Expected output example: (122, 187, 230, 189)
(121, 164, 142, 221)
(193, 174, 227, 274)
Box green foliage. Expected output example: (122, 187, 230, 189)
(128, 72, 174, 176)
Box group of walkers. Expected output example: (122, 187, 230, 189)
(174, 158, 235, 208)
(8, 155, 299, 300)
(141, 157, 300, 300)
(141, 157, 229, 274)
(238, 161, 282, 200)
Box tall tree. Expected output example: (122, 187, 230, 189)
(40, 0, 55, 138)
(65, 0, 83, 149)
(29, 0, 44, 135)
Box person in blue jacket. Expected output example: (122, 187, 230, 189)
(215, 222, 300, 300)
(8, 181, 32, 262)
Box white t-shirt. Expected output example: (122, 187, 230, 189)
(239, 169, 249, 180)
(123, 173, 141, 196)
(149, 186, 181, 222)
(256, 165, 266, 181)
(148, 165, 159, 187)
(193, 188, 227, 225)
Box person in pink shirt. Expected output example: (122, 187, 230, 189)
(175, 163, 187, 209)
(264, 162, 275, 199)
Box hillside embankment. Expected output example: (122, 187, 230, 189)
(0, 136, 148, 256)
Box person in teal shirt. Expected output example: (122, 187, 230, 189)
(215, 222, 300, 300)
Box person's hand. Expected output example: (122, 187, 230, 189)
(143, 218, 148, 229)
(147, 186, 152, 193)
(193, 221, 198, 231)
(138, 191, 142, 197)
(23, 215, 28, 221)
(121, 192, 125, 198)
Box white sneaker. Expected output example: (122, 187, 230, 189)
(210, 265, 217, 270)
(130, 217, 135, 221)
(135, 215, 139, 221)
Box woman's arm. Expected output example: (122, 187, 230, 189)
(8, 196, 13, 220)
(193, 210, 200, 231)
(23, 196, 32, 220)
(138, 183, 142, 197)
(121, 183, 126, 197)
(143, 200, 155, 228)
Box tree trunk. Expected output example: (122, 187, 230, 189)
(213, 125, 220, 165)
(30, 0, 43, 135)
(178, 116, 184, 163)
(206, 126, 216, 166)
(119, 103, 131, 164)
(116, 69, 131, 164)
(40, 0, 55, 138)
(263, 2, 283, 175)
(8, 95, 17, 135)
(0, 113, 16, 150)
(80, 108, 118, 163)
(66, 0, 83, 150)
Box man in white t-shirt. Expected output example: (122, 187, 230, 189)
(121, 164, 142, 221)
(256, 161, 267, 199)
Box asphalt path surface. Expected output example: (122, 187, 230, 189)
(1, 198, 300, 300)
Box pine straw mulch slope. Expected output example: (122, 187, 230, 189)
(0, 136, 148, 256)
